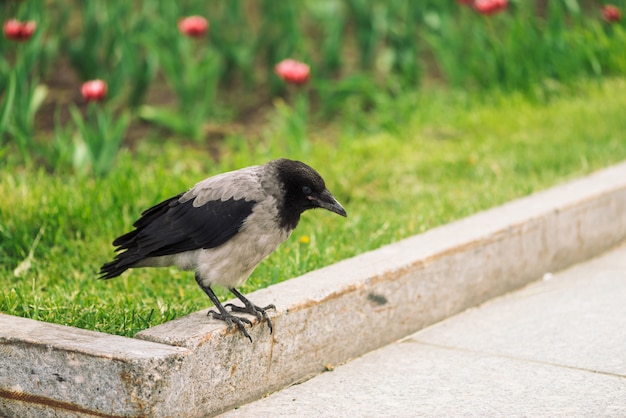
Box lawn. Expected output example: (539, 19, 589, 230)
(3, 0, 626, 336)
(2, 77, 626, 337)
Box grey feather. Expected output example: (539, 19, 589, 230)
(181, 165, 266, 206)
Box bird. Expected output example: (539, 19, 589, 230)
(99, 158, 347, 341)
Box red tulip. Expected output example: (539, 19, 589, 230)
(474, 0, 508, 16)
(602, 5, 621, 23)
(178, 16, 209, 38)
(274, 59, 310, 86)
(81, 80, 108, 102)
(3, 19, 37, 41)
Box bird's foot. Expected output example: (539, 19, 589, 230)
(207, 310, 253, 342)
(225, 302, 276, 334)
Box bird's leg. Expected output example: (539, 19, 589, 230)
(225, 287, 276, 334)
(195, 274, 253, 342)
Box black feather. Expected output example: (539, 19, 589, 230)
(99, 195, 256, 279)
(275, 159, 328, 230)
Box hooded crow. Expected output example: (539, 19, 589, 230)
(100, 158, 347, 341)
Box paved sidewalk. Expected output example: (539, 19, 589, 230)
(221, 243, 626, 417)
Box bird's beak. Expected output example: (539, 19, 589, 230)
(314, 189, 347, 217)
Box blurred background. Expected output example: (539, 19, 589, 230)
(2, 0, 626, 173)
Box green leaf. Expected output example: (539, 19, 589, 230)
(0, 72, 17, 137)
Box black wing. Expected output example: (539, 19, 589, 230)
(100, 194, 256, 279)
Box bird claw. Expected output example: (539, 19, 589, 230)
(208, 309, 253, 342)
(225, 303, 276, 334)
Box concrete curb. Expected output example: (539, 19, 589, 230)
(2, 162, 626, 417)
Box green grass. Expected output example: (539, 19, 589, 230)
(2, 77, 626, 337)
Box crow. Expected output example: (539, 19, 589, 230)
(100, 158, 347, 341)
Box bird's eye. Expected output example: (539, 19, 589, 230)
(302, 186, 312, 195)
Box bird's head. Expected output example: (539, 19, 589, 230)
(273, 159, 347, 229)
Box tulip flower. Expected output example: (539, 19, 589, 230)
(3, 19, 37, 42)
(273, 59, 311, 151)
(81, 80, 108, 102)
(178, 16, 209, 38)
(274, 59, 310, 86)
(473, 0, 508, 16)
(602, 5, 621, 23)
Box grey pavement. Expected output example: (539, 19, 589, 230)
(220, 243, 626, 418)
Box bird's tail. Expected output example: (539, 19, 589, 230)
(99, 253, 142, 280)
(100, 194, 181, 280)
(99, 230, 143, 279)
